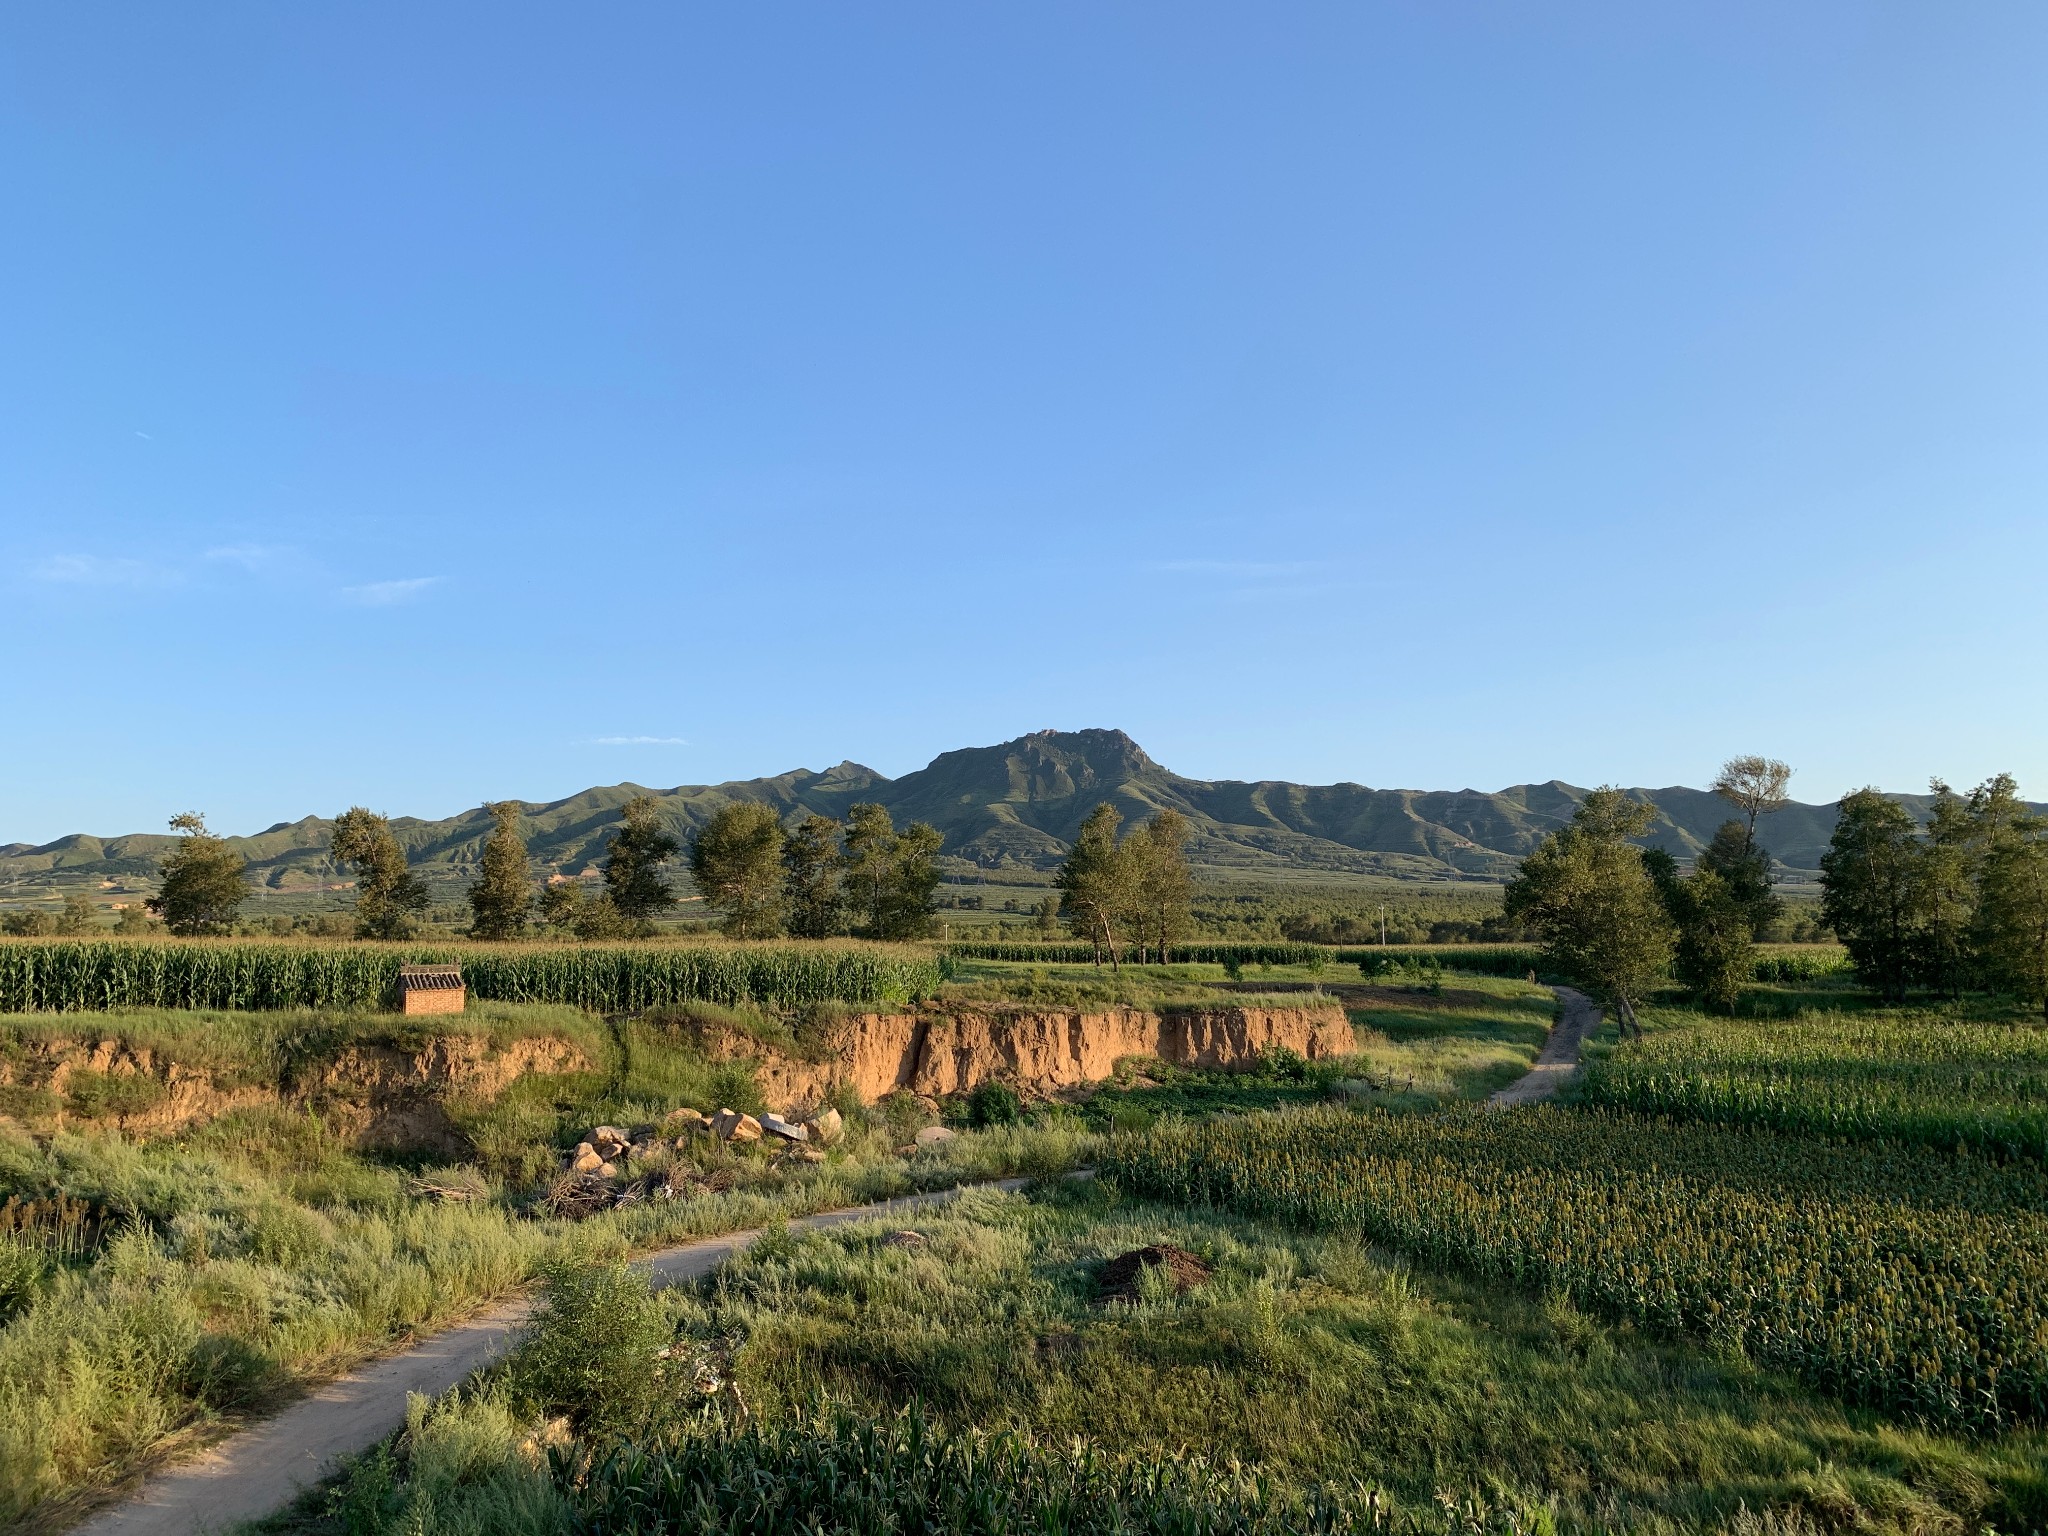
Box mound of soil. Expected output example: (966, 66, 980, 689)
(1096, 1244, 1211, 1304)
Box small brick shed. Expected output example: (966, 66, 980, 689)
(398, 964, 465, 1016)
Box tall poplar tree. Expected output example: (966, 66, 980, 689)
(1057, 803, 1135, 970)
(604, 796, 680, 930)
(330, 807, 429, 940)
(689, 802, 787, 939)
(783, 813, 846, 939)
(468, 801, 534, 940)
(1819, 789, 1922, 1004)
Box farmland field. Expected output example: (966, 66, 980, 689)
(1580, 1005, 2048, 1159)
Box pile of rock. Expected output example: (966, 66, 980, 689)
(561, 1105, 846, 1179)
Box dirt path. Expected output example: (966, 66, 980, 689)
(1488, 986, 1600, 1106)
(70, 1177, 1033, 1536)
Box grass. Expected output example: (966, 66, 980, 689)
(0, 1002, 1099, 1528)
(266, 1182, 2048, 1536)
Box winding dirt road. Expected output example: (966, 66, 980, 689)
(68, 1177, 1032, 1536)
(1488, 986, 1601, 1106)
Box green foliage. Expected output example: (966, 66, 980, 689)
(507, 1258, 671, 1437)
(1105, 1105, 2048, 1431)
(1055, 803, 1132, 965)
(782, 813, 846, 939)
(1503, 789, 1674, 1032)
(148, 813, 249, 936)
(53, 894, 98, 937)
(949, 939, 1328, 967)
(566, 1404, 1364, 1535)
(689, 803, 787, 939)
(467, 802, 534, 942)
(0, 912, 53, 938)
(603, 796, 681, 928)
(1582, 1005, 2048, 1159)
(0, 941, 941, 1013)
(1694, 818, 1783, 936)
(965, 1080, 1023, 1128)
(331, 807, 432, 941)
(1646, 850, 1754, 1012)
(840, 804, 942, 941)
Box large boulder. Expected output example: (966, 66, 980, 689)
(710, 1108, 762, 1143)
(913, 1125, 957, 1149)
(802, 1107, 844, 1145)
(665, 1107, 709, 1134)
(589, 1125, 631, 1159)
(760, 1113, 809, 1143)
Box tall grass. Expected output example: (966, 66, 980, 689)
(0, 941, 940, 1014)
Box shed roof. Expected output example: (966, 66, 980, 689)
(398, 965, 464, 990)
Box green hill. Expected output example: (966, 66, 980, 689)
(0, 728, 1982, 892)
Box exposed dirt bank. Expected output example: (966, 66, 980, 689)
(716, 1004, 1355, 1112)
(0, 1034, 589, 1150)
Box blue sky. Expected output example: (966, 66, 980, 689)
(5, 3, 2045, 843)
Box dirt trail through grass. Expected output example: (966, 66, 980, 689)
(1488, 987, 1598, 1106)
(69, 1178, 1034, 1536)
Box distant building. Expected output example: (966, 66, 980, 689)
(398, 964, 465, 1016)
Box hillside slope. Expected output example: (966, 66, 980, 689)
(0, 729, 1978, 888)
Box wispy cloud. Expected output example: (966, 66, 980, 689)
(205, 543, 291, 573)
(30, 553, 179, 587)
(341, 576, 441, 606)
(594, 735, 690, 747)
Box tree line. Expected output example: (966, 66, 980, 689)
(1819, 775, 2048, 1015)
(83, 797, 948, 942)
(1503, 755, 2048, 1025)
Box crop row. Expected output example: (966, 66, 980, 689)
(944, 941, 1329, 967)
(0, 941, 940, 1014)
(1103, 1105, 2048, 1431)
(1583, 1008, 2048, 1160)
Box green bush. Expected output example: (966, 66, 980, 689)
(966, 1080, 1023, 1128)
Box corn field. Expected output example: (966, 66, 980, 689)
(944, 941, 1327, 967)
(1582, 1008, 2048, 1160)
(0, 941, 939, 1013)
(1103, 1105, 2048, 1431)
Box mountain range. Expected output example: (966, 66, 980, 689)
(0, 728, 1971, 892)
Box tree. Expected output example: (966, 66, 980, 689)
(1056, 803, 1136, 969)
(1916, 782, 1979, 1000)
(1646, 850, 1753, 1014)
(837, 805, 942, 941)
(1035, 893, 1059, 935)
(841, 804, 899, 937)
(148, 813, 248, 936)
(1977, 807, 2048, 1023)
(689, 803, 787, 939)
(1819, 789, 1921, 1004)
(783, 814, 846, 939)
(468, 801, 534, 941)
(1503, 789, 1674, 1038)
(1694, 819, 1783, 938)
(114, 903, 157, 935)
(54, 893, 98, 936)
(875, 821, 942, 940)
(331, 807, 430, 940)
(536, 879, 587, 933)
(604, 796, 680, 930)
(1127, 809, 1194, 963)
(1711, 756, 1794, 855)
